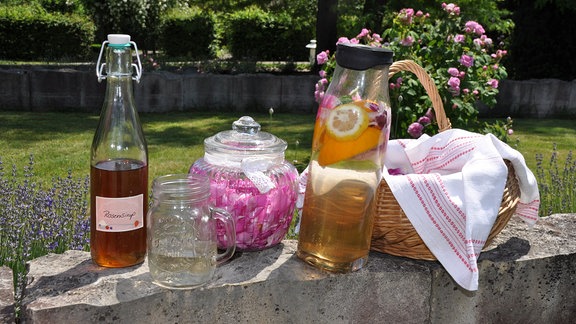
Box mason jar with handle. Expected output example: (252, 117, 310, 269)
(297, 43, 393, 273)
(147, 174, 236, 289)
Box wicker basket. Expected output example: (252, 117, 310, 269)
(370, 60, 521, 261)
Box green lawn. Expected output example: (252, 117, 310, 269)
(507, 118, 576, 172)
(0, 112, 574, 185)
(0, 111, 315, 187)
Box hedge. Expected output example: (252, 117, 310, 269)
(160, 7, 216, 59)
(225, 6, 314, 61)
(0, 5, 95, 61)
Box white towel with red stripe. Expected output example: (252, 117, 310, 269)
(384, 129, 540, 291)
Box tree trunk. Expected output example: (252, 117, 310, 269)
(363, 0, 388, 33)
(316, 0, 339, 62)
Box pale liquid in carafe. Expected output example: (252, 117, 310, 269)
(297, 163, 378, 272)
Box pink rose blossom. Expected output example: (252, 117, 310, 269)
(400, 36, 415, 46)
(473, 38, 483, 48)
(491, 49, 507, 59)
(318, 70, 327, 78)
(357, 28, 370, 39)
(464, 21, 485, 35)
(337, 37, 350, 44)
(425, 108, 435, 122)
(448, 76, 460, 87)
(314, 90, 324, 103)
(442, 3, 461, 15)
(316, 50, 330, 65)
(399, 8, 415, 25)
(448, 67, 459, 77)
(459, 54, 474, 67)
(487, 79, 499, 89)
(418, 116, 431, 126)
(507, 129, 514, 135)
(448, 77, 461, 95)
(454, 34, 465, 43)
(407, 122, 424, 138)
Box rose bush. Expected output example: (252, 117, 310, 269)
(314, 2, 512, 141)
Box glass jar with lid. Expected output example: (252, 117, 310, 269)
(189, 116, 299, 251)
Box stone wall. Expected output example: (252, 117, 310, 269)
(484, 79, 576, 118)
(1, 213, 575, 323)
(0, 67, 318, 114)
(0, 67, 575, 117)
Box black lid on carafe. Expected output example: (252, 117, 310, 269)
(335, 43, 393, 71)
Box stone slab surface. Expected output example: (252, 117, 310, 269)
(0, 266, 14, 324)
(19, 213, 576, 323)
(22, 242, 431, 323)
(432, 214, 576, 323)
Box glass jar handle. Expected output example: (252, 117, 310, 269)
(210, 207, 236, 265)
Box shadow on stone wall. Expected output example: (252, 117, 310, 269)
(1, 67, 575, 118)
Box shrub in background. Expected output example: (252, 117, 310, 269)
(314, 3, 511, 140)
(0, 5, 95, 61)
(39, 0, 87, 14)
(87, 0, 188, 51)
(225, 6, 314, 61)
(383, 4, 509, 139)
(160, 7, 216, 59)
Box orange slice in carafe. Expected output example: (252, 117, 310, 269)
(318, 126, 381, 166)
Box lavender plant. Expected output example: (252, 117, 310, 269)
(536, 146, 576, 217)
(0, 154, 89, 316)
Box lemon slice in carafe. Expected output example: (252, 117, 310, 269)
(326, 103, 369, 141)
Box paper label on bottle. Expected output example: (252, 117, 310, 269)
(95, 194, 144, 232)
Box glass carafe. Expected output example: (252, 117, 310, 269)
(297, 43, 393, 273)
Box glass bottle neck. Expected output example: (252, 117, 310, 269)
(106, 45, 133, 78)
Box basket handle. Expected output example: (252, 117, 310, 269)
(389, 60, 451, 132)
